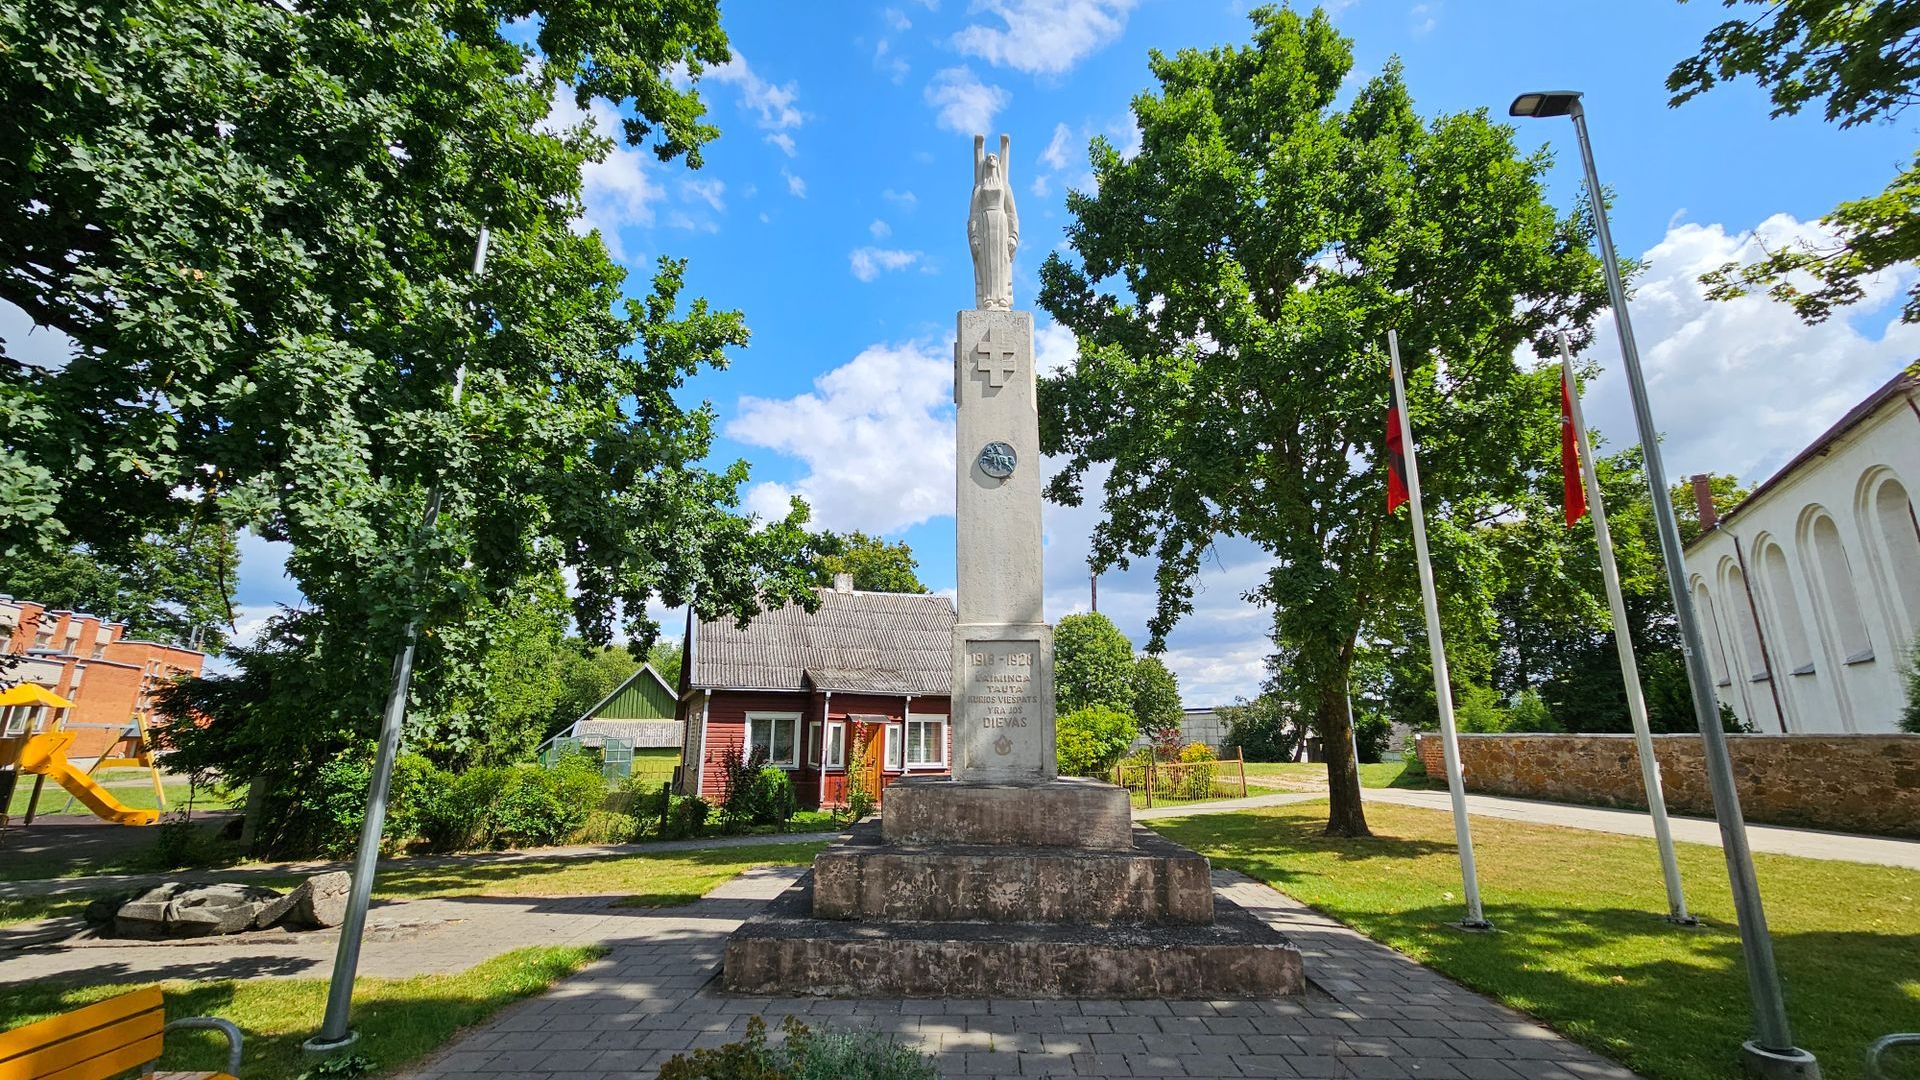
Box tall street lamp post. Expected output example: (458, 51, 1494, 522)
(1507, 90, 1818, 1079)
(305, 226, 491, 1054)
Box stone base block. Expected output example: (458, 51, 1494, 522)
(724, 872, 1303, 999)
(814, 821, 1212, 924)
(880, 775, 1131, 850)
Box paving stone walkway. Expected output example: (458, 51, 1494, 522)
(396, 869, 1640, 1080)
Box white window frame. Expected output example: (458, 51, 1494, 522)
(805, 719, 848, 770)
(744, 711, 801, 769)
(824, 721, 846, 769)
(884, 722, 904, 771)
(904, 713, 947, 769)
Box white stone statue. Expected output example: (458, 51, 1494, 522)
(969, 134, 1019, 310)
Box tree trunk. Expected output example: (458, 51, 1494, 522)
(1319, 668, 1370, 837)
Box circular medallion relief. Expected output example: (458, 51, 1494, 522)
(978, 441, 1018, 479)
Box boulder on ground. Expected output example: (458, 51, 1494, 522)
(111, 881, 287, 939)
(288, 870, 351, 929)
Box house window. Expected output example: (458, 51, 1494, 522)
(904, 714, 946, 768)
(825, 722, 846, 769)
(744, 712, 800, 769)
(805, 720, 847, 769)
(884, 723, 903, 770)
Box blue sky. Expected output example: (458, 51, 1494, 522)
(205, 1, 1920, 702)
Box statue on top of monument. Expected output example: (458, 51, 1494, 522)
(969, 133, 1019, 311)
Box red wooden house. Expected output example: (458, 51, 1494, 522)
(675, 575, 954, 809)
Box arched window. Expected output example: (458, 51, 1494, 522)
(1759, 541, 1814, 675)
(1724, 561, 1770, 680)
(1694, 581, 1733, 686)
(1871, 476, 1920, 635)
(1809, 514, 1874, 663)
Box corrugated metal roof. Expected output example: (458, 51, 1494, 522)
(691, 588, 955, 694)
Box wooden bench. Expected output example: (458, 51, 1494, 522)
(0, 989, 242, 1079)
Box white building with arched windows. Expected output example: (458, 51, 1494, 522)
(1685, 370, 1920, 734)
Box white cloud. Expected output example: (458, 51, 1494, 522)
(705, 53, 804, 133)
(850, 246, 924, 281)
(870, 219, 892, 239)
(783, 168, 807, 198)
(952, 0, 1138, 76)
(1040, 122, 1072, 170)
(1574, 212, 1920, 488)
(1034, 318, 1078, 377)
(1409, 2, 1438, 35)
(765, 132, 797, 156)
(884, 189, 919, 210)
(728, 341, 956, 534)
(680, 177, 726, 212)
(543, 90, 663, 254)
(882, 6, 912, 30)
(874, 39, 911, 84)
(924, 67, 1011, 135)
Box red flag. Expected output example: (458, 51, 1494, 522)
(1386, 407, 1409, 513)
(1561, 371, 1588, 526)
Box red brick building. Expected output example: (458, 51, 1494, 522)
(0, 598, 206, 760)
(676, 577, 954, 809)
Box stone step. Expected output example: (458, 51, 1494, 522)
(724, 871, 1304, 999)
(881, 775, 1133, 850)
(813, 823, 1213, 924)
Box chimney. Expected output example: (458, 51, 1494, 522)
(1691, 474, 1719, 532)
(833, 572, 855, 594)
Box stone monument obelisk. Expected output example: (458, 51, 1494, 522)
(720, 135, 1303, 1000)
(952, 133, 1055, 785)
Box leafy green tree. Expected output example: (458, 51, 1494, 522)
(1672, 471, 1749, 546)
(1054, 612, 1136, 715)
(811, 531, 929, 593)
(74, 0, 820, 828)
(1131, 655, 1184, 755)
(1669, 1, 1920, 323)
(1217, 692, 1303, 762)
(1056, 705, 1139, 778)
(0, 521, 239, 650)
(1037, 7, 1609, 834)
(648, 640, 686, 689)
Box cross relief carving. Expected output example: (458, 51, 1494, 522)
(973, 328, 1020, 388)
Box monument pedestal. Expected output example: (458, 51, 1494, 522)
(721, 798, 1304, 999)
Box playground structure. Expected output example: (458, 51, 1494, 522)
(0, 683, 161, 826)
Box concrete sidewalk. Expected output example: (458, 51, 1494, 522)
(1132, 786, 1920, 869)
(397, 867, 1640, 1080)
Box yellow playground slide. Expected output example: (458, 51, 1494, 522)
(0, 685, 159, 826)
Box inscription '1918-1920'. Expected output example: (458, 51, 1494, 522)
(965, 646, 1037, 728)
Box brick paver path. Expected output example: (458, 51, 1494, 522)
(398, 870, 1640, 1080)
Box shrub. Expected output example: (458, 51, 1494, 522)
(416, 766, 502, 852)
(492, 764, 600, 847)
(1353, 715, 1392, 763)
(1175, 741, 1217, 798)
(719, 751, 798, 832)
(662, 796, 711, 840)
(1056, 705, 1138, 778)
(659, 1016, 937, 1080)
(572, 809, 641, 845)
(1506, 689, 1559, 733)
(1217, 693, 1301, 761)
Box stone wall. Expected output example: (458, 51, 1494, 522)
(1413, 732, 1920, 838)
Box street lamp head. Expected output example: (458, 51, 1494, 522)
(1508, 91, 1583, 119)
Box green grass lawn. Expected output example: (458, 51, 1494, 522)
(1152, 800, 1920, 1080)
(0, 946, 601, 1077)
(1238, 759, 1433, 789)
(364, 841, 826, 908)
(0, 893, 92, 930)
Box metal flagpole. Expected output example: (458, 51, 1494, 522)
(1558, 334, 1692, 925)
(307, 226, 491, 1053)
(1387, 330, 1490, 930)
